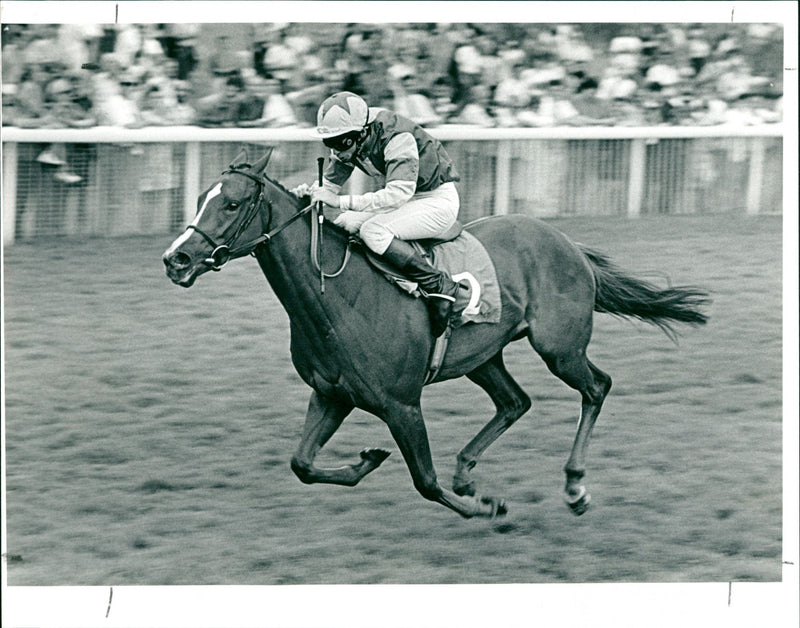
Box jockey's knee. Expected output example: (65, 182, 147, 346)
(358, 219, 393, 255)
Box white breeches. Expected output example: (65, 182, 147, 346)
(358, 182, 460, 254)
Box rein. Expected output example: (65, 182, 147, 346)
(191, 167, 351, 284)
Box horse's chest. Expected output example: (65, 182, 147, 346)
(294, 353, 340, 388)
(286, 312, 426, 407)
(289, 330, 351, 391)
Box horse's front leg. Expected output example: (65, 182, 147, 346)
(385, 402, 507, 518)
(290, 390, 390, 486)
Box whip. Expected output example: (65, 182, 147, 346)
(317, 157, 325, 293)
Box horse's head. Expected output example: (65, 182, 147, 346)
(163, 150, 275, 287)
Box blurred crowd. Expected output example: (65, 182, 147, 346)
(2, 22, 784, 132)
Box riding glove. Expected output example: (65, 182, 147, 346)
(290, 183, 313, 197)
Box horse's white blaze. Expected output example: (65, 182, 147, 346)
(165, 183, 223, 257)
(165, 226, 197, 257)
(195, 182, 223, 224)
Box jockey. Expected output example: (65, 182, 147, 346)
(305, 91, 463, 337)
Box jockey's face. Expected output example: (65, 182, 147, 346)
(323, 131, 360, 162)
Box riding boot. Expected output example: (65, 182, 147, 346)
(381, 238, 461, 337)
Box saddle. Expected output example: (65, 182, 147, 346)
(415, 221, 464, 251)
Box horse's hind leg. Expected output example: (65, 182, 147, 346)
(290, 390, 390, 486)
(542, 351, 611, 515)
(453, 351, 532, 496)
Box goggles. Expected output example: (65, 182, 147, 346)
(322, 131, 359, 152)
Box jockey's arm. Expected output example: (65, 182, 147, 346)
(322, 151, 356, 191)
(295, 152, 354, 199)
(341, 132, 418, 213)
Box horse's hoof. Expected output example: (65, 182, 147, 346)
(360, 448, 391, 465)
(480, 496, 508, 518)
(565, 487, 591, 516)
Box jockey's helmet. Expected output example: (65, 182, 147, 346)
(315, 92, 369, 140)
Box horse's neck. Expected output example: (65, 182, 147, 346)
(253, 191, 429, 377)
(255, 207, 359, 325)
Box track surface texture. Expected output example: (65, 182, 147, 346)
(4, 214, 782, 584)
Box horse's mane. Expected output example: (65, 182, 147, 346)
(263, 172, 353, 239)
(260, 172, 306, 207)
(232, 161, 350, 237)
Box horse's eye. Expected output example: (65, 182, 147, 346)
(227, 202, 240, 211)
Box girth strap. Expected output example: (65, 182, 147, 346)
(424, 326, 452, 385)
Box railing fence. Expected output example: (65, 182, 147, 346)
(2, 126, 783, 245)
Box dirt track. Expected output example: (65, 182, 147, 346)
(4, 213, 782, 584)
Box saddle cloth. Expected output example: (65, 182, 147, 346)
(365, 227, 502, 327)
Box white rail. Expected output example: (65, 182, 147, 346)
(2, 125, 784, 245)
(1, 124, 785, 143)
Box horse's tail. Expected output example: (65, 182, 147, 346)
(578, 244, 711, 340)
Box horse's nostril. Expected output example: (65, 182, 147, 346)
(165, 251, 192, 270)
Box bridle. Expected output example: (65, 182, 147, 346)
(187, 166, 350, 281)
(188, 166, 301, 271)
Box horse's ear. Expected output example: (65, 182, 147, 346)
(230, 149, 249, 169)
(251, 148, 274, 175)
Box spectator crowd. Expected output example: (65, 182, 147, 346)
(2, 22, 783, 132)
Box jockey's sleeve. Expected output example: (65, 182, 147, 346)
(343, 132, 418, 213)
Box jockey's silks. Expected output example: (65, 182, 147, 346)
(322, 108, 460, 213)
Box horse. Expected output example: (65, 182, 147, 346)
(162, 150, 710, 519)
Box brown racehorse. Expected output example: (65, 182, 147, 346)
(163, 150, 710, 518)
